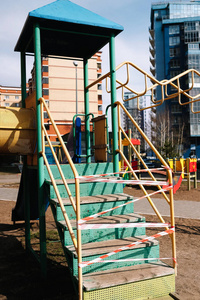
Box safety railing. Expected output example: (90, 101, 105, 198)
(86, 61, 200, 113)
(39, 97, 83, 300)
(116, 100, 176, 271)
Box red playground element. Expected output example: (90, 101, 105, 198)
(189, 159, 197, 173)
(162, 174, 183, 194)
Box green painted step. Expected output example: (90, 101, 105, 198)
(44, 162, 118, 180)
(58, 213, 146, 245)
(81, 262, 175, 300)
(65, 237, 159, 276)
(50, 193, 134, 221)
(45, 176, 123, 198)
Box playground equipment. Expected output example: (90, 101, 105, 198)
(167, 158, 197, 192)
(1, 1, 200, 299)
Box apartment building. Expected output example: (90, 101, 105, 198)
(28, 52, 102, 140)
(0, 85, 21, 108)
(150, 1, 200, 152)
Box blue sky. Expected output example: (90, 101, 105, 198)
(0, 0, 160, 88)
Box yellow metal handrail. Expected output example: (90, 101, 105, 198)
(86, 61, 200, 113)
(116, 101, 176, 271)
(39, 97, 83, 300)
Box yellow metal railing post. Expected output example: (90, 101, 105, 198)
(39, 97, 83, 300)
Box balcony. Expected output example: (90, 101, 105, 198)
(150, 57, 155, 67)
(149, 47, 155, 58)
(149, 37, 155, 48)
(149, 28, 154, 39)
(150, 66, 156, 77)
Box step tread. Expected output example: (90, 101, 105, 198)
(58, 213, 145, 228)
(66, 236, 159, 257)
(45, 176, 118, 186)
(50, 193, 133, 205)
(81, 262, 175, 291)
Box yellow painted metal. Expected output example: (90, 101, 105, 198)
(86, 61, 200, 113)
(39, 98, 83, 300)
(83, 274, 175, 300)
(116, 101, 176, 272)
(0, 107, 36, 155)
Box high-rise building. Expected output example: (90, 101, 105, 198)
(150, 1, 200, 153)
(28, 53, 102, 140)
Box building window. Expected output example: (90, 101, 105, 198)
(15, 103, 20, 107)
(42, 65, 48, 73)
(42, 89, 49, 96)
(97, 84, 102, 90)
(188, 43, 199, 50)
(42, 77, 49, 84)
(4, 103, 9, 107)
(170, 48, 180, 57)
(98, 94, 102, 101)
(97, 63, 101, 70)
(5, 95, 9, 99)
(170, 59, 180, 68)
(169, 25, 180, 35)
(185, 32, 199, 43)
(15, 95, 19, 100)
(45, 100, 49, 107)
(98, 105, 102, 111)
(184, 21, 199, 32)
(43, 111, 48, 119)
(169, 36, 180, 46)
(170, 70, 180, 78)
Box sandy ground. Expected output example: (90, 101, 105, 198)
(0, 170, 200, 299)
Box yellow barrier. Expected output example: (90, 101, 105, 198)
(0, 107, 36, 155)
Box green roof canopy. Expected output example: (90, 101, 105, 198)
(15, 0, 123, 59)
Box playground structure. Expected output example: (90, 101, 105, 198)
(167, 158, 197, 192)
(1, 1, 200, 299)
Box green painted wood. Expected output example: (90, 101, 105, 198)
(64, 225, 146, 246)
(44, 162, 118, 180)
(55, 198, 133, 221)
(47, 180, 123, 199)
(70, 243, 159, 276)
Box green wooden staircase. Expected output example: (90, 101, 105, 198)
(44, 162, 175, 300)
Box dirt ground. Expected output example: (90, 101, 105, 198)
(0, 172, 200, 299)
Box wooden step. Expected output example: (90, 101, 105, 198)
(66, 236, 159, 276)
(67, 236, 159, 257)
(50, 193, 133, 205)
(59, 213, 145, 228)
(50, 193, 134, 221)
(81, 261, 175, 291)
(58, 213, 146, 245)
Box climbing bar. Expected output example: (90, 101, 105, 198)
(78, 222, 170, 230)
(79, 227, 175, 268)
(78, 186, 172, 225)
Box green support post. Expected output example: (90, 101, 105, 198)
(34, 23, 47, 277)
(20, 52, 30, 250)
(109, 34, 119, 174)
(84, 59, 91, 163)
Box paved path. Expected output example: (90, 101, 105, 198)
(134, 198, 200, 220)
(0, 188, 19, 201)
(0, 172, 200, 220)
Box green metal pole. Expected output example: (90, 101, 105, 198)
(34, 23, 47, 277)
(84, 59, 91, 163)
(20, 52, 30, 250)
(109, 34, 119, 174)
